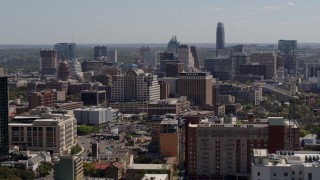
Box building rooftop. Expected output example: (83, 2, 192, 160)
(253, 148, 320, 167)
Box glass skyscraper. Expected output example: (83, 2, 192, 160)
(216, 22, 225, 51)
(278, 40, 297, 75)
(0, 75, 8, 157)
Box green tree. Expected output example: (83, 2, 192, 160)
(83, 162, 96, 176)
(70, 144, 82, 155)
(300, 128, 310, 137)
(36, 162, 53, 178)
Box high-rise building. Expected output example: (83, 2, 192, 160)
(190, 46, 200, 69)
(108, 50, 118, 63)
(58, 59, 71, 81)
(28, 90, 56, 109)
(0, 71, 9, 158)
(159, 119, 179, 159)
(250, 52, 276, 79)
(111, 68, 160, 102)
(54, 43, 76, 60)
(94, 45, 107, 60)
(278, 40, 297, 75)
(231, 52, 247, 76)
(138, 46, 151, 63)
(40, 49, 58, 77)
(204, 57, 232, 80)
(178, 71, 212, 105)
(177, 45, 194, 69)
(216, 22, 225, 55)
(165, 61, 184, 78)
(186, 117, 300, 179)
(167, 35, 180, 55)
(54, 155, 84, 180)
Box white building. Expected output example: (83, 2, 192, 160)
(177, 45, 194, 69)
(73, 107, 118, 125)
(111, 68, 160, 102)
(252, 149, 320, 180)
(9, 113, 77, 154)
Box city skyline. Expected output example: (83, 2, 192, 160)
(1, 0, 320, 44)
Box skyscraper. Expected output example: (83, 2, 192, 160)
(94, 45, 107, 60)
(278, 40, 297, 75)
(40, 49, 58, 77)
(54, 43, 76, 60)
(190, 46, 200, 69)
(178, 71, 212, 105)
(0, 69, 9, 157)
(250, 52, 276, 79)
(167, 35, 180, 55)
(216, 22, 225, 55)
(177, 45, 194, 69)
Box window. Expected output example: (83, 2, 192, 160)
(308, 173, 312, 180)
(292, 171, 295, 175)
(299, 171, 302, 175)
(284, 172, 288, 176)
(257, 172, 260, 176)
(273, 172, 276, 176)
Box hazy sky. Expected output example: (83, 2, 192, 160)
(1, 0, 320, 44)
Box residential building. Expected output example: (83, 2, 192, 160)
(186, 117, 300, 179)
(216, 22, 225, 56)
(178, 71, 212, 105)
(111, 68, 160, 102)
(54, 155, 83, 180)
(28, 90, 56, 109)
(54, 43, 76, 60)
(159, 119, 179, 159)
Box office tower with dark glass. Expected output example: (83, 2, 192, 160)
(94, 45, 107, 60)
(278, 40, 297, 75)
(167, 35, 180, 55)
(54, 43, 76, 60)
(216, 22, 225, 56)
(0, 71, 9, 157)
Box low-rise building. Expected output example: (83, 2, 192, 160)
(73, 107, 118, 125)
(9, 111, 77, 153)
(252, 149, 320, 180)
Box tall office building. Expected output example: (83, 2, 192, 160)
(94, 45, 107, 60)
(278, 40, 297, 75)
(177, 45, 194, 69)
(40, 49, 57, 77)
(108, 50, 118, 63)
(204, 57, 232, 80)
(167, 35, 180, 55)
(216, 22, 225, 56)
(0, 70, 9, 157)
(111, 68, 160, 102)
(190, 46, 200, 69)
(54, 43, 76, 60)
(178, 71, 212, 105)
(250, 52, 276, 79)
